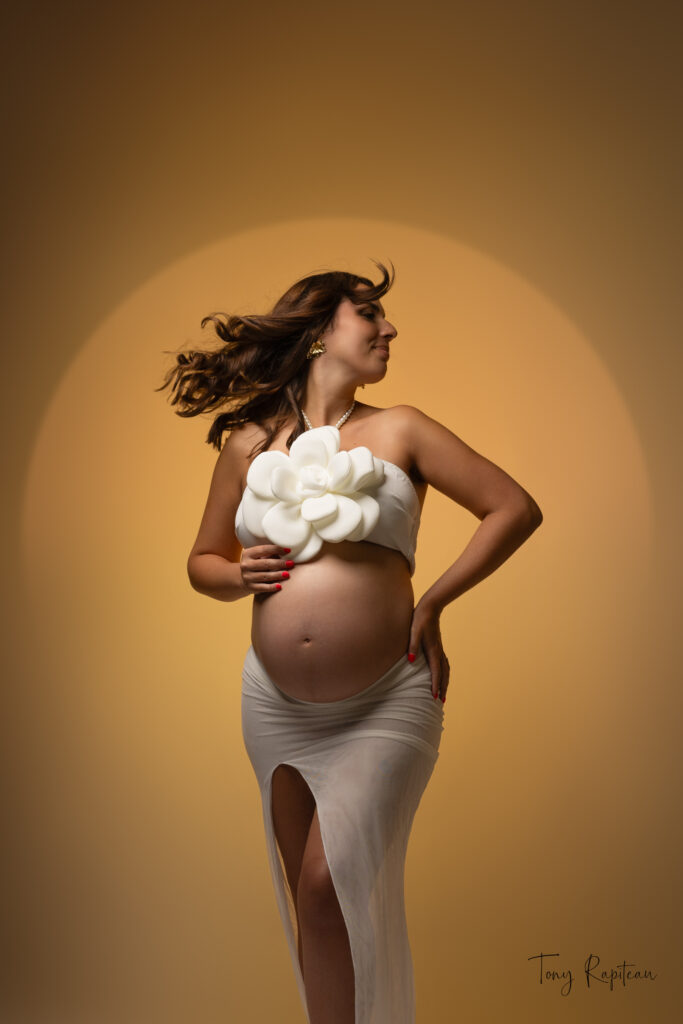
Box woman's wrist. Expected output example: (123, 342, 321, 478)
(416, 592, 444, 618)
(187, 553, 249, 602)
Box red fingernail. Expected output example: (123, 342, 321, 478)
(283, 548, 291, 554)
(275, 583, 282, 590)
(285, 560, 294, 568)
(281, 571, 290, 579)
(407, 652, 416, 662)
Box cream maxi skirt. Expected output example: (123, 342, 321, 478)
(241, 642, 445, 1024)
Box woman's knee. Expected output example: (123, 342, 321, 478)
(297, 854, 342, 927)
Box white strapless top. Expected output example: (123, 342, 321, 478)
(234, 425, 422, 575)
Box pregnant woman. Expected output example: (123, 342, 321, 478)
(158, 261, 542, 1023)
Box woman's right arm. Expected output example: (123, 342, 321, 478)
(186, 427, 291, 602)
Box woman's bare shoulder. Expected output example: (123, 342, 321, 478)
(223, 419, 268, 455)
(376, 403, 430, 434)
(380, 403, 468, 455)
(222, 417, 297, 471)
(209, 423, 266, 492)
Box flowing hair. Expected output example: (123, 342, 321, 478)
(155, 259, 395, 457)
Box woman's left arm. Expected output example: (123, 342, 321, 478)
(402, 406, 543, 700)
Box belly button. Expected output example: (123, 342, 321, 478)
(302, 637, 312, 645)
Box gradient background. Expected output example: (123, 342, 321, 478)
(3, 2, 682, 1023)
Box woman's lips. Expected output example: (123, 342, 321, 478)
(374, 347, 390, 358)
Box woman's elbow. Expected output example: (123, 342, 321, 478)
(187, 553, 205, 591)
(502, 489, 542, 530)
(521, 496, 543, 528)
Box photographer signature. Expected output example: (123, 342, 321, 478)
(528, 951, 658, 996)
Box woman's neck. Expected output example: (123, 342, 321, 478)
(299, 393, 357, 428)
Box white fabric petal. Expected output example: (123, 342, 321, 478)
(288, 432, 329, 469)
(297, 464, 330, 497)
(301, 492, 339, 525)
(346, 446, 380, 491)
(314, 493, 363, 542)
(371, 456, 386, 485)
(327, 450, 354, 491)
(242, 488, 276, 536)
(235, 501, 263, 549)
(270, 465, 299, 502)
(314, 425, 341, 463)
(287, 529, 324, 562)
(343, 493, 381, 541)
(246, 450, 291, 498)
(262, 502, 311, 546)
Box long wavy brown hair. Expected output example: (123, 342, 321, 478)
(155, 259, 395, 457)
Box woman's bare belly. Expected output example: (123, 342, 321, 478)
(251, 540, 415, 702)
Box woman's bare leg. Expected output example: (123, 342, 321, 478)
(271, 766, 355, 1022)
(297, 807, 355, 1023)
(271, 764, 317, 976)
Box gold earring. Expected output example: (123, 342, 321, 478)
(307, 337, 326, 359)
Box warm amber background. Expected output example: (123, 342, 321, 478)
(3, 3, 682, 1023)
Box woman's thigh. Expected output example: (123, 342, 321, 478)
(271, 763, 317, 902)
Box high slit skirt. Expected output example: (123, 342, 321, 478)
(241, 642, 445, 1024)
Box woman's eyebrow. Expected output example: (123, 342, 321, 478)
(362, 301, 386, 317)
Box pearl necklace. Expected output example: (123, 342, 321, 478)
(301, 400, 355, 431)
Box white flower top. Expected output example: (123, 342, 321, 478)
(237, 425, 386, 563)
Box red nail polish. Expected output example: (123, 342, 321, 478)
(285, 560, 294, 568)
(275, 583, 282, 590)
(407, 652, 415, 662)
(281, 571, 290, 579)
(283, 548, 291, 554)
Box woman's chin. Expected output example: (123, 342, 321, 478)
(363, 366, 388, 385)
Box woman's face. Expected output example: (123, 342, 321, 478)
(323, 293, 398, 382)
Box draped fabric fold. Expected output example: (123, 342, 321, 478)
(241, 645, 445, 1024)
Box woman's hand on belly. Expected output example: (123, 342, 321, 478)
(251, 540, 415, 701)
(239, 543, 294, 595)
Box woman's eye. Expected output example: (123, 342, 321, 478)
(361, 310, 375, 320)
